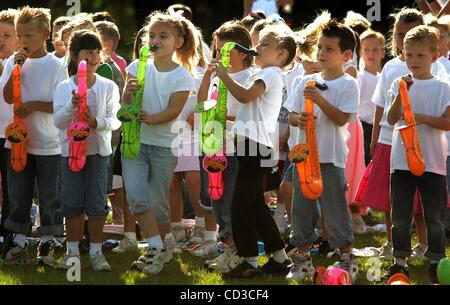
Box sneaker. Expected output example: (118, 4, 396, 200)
(3, 241, 28, 264)
(411, 243, 427, 260)
(377, 241, 393, 259)
(57, 251, 80, 270)
(207, 248, 242, 274)
(333, 253, 359, 283)
(428, 262, 439, 284)
(189, 225, 205, 245)
(383, 263, 409, 282)
(223, 261, 258, 278)
(131, 247, 173, 275)
(165, 234, 182, 254)
(258, 257, 293, 276)
(111, 238, 138, 254)
(286, 252, 314, 281)
(274, 214, 287, 234)
(90, 253, 111, 271)
(171, 225, 186, 242)
(35, 240, 55, 266)
(352, 214, 368, 234)
(191, 240, 218, 257)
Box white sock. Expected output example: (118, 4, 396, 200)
(244, 256, 259, 268)
(41, 235, 53, 244)
(171, 221, 183, 229)
(195, 216, 205, 227)
(89, 243, 102, 256)
(67, 241, 80, 255)
(394, 257, 407, 268)
(147, 235, 163, 250)
(124, 232, 137, 241)
(274, 204, 286, 217)
(13, 234, 27, 248)
(272, 249, 288, 263)
(205, 231, 217, 242)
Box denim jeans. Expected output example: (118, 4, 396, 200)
(290, 163, 354, 249)
(5, 152, 63, 236)
(391, 170, 447, 260)
(0, 139, 12, 238)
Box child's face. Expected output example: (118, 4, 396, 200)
(317, 35, 350, 71)
(76, 48, 101, 74)
(255, 33, 285, 68)
(437, 27, 449, 57)
(361, 37, 384, 68)
(404, 41, 438, 78)
(148, 21, 183, 59)
(215, 38, 247, 72)
(395, 21, 421, 53)
(100, 37, 113, 56)
(16, 22, 49, 56)
(52, 24, 62, 45)
(0, 22, 17, 59)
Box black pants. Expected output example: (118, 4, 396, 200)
(231, 138, 285, 257)
(361, 121, 373, 166)
(0, 138, 12, 239)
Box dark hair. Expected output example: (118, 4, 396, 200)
(167, 4, 193, 20)
(92, 11, 116, 23)
(68, 30, 103, 76)
(95, 20, 120, 51)
(52, 16, 71, 28)
(321, 19, 356, 53)
(212, 21, 253, 67)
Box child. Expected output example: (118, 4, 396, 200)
(53, 29, 121, 271)
(122, 11, 197, 276)
(285, 20, 359, 281)
(385, 25, 449, 284)
(0, 6, 67, 265)
(51, 16, 71, 60)
(196, 21, 254, 271)
(241, 10, 267, 32)
(426, 14, 450, 77)
(209, 26, 296, 278)
(0, 8, 18, 242)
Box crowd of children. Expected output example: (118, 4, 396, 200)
(0, 3, 449, 284)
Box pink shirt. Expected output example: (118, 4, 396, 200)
(111, 53, 127, 73)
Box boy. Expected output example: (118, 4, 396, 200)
(284, 20, 359, 282)
(51, 16, 71, 59)
(0, 6, 67, 266)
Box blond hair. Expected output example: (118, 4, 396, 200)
(296, 11, 331, 61)
(360, 29, 385, 46)
(404, 25, 439, 53)
(259, 26, 297, 68)
(426, 13, 450, 37)
(95, 20, 120, 51)
(0, 9, 18, 25)
(16, 6, 51, 33)
(343, 11, 372, 35)
(388, 8, 424, 57)
(145, 11, 199, 76)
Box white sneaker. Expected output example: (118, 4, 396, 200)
(142, 247, 173, 275)
(286, 252, 314, 281)
(112, 238, 138, 253)
(208, 248, 242, 274)
(165, 234, 182, 254)
(90, 253, 111, 271)
(377, 241, 393, 259)
(333, 254, 359, 283)
(57, 251, 80, 270)
(189, 225, 205, 245)
(352, 214, 368, 234)
(411, 243, 428, 260)
(171, 225, 186, 242)
(191, 240, 218, 257)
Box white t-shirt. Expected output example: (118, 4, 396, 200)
(0, 59, 13, 139)
(0, 54, 68, 155)
(438, 56, 450, 82)
(126, 60, 196, 148)
(284, 72, 359, 168)
(388, 77, 449, 175)
(358, 70, 379, 124)
(232, 66, 283, 148)
(282, 61, 305, 150)
(53, 75, 121, 157)
(372, 56, 448, 145)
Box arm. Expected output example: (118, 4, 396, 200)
(3, 72, 13, 104)
(139, 91, 190, 125)
(53, 88, 77, 130)
(370, 105, 384, 156)
(387, 93, 402, 125)
(197, 70, 213, 103)
(94, 84, 122, 131)
(219, 72, 265, 104)
(415, 106, 450, 131)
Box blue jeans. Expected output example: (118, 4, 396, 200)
(5, 152, 63, 236)
(290, 163, 353, 249)
(59, 154, 110, 218)
(391, 170, 447, 260)
(122, 144, 177, 224)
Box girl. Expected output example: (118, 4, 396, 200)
(210, 26, 296, 278)
(54, 30, 121, 271)
(122, 11, 197, 276)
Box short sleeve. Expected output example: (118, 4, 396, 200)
(125, 59, 139, 78)
(284, 75, 305, 113)
(336, 78, 359, 114)
(173, 69, 196, 94)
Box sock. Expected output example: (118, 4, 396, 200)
(205, 231, 217, 242)
(41, 235, 53, 244)
(244, 256, 259, 268)
(124, 232, 137, 241)
(171, 221, 183, 229)
(195, 216, 205, 227)
(147, 235, 163, 250)
(274, 204, 286, 217)
(394, 257, 407, 268)
(89, 243, 102, 256)
(13, 234, 27, 248)
(272, 249, 288, 263)
(67, 241, 80, 255)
